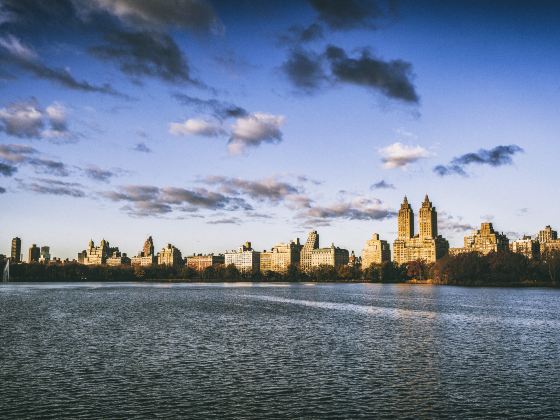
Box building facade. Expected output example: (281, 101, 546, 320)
(538, 225, 560, 256)
(361, 233, 391, 267)
(11, 237, 21, 263)
(450, 222, 509, 256)
(266, 239, 302, 273)
(81, 239, 119, 265)
(157, 244, 183, 266)
(510, 236, 540, 260)
(225, 242, 260, 273)
(39, 246, 51, 263)
(300, 231, 349, 270)
(186, 254, 225, 271)
(393, 196, 449, 264)
(28, 244, 40, 263)
(131, 236, 157, 266)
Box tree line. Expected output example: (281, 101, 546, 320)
(6, 249, 560, 287)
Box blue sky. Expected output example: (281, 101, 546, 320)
(1, 0, 559, 259)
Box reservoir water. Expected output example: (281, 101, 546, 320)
(1, 282, 559, 418)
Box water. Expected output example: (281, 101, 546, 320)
(1, 283, 559, 418)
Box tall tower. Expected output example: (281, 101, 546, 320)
(398, 197, 414, 240)
(300, 230, 319, 271)
(11, 237, 21, 263)
(419, 194, 438, 239)
(143, 236, 155, 257)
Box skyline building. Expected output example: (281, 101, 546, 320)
(538, 225, 560, 255)
(393, 196, 449, 264)
(225, 242, 260, 273)
(450, 222, 509, 256)
(11, 237, 21, 263)
(28, 244, 40, 263)
(300, 230, 349, 271)
(362, 233, 391, 268)
(510, 236, 540, 260)
(131, 236, 157, 267)
(186, 254, 225, 271)
(157, 244, 183, 266)
(39, 246, 51, 263)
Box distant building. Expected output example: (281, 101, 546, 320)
(11, 237, 21, 263)
(538, 225, 557, 243)
(131, 236, 157, 266)
(393, 196, 449, 264)
(300, 231, 319, 272)
(510, 236, 540, 260)
(225, 242, 260, 273)
(39, 246, 50, 263)
(538, 225, 560, 255)
(81, 239, 120, 265)
(186, 254, 225, 271)
(300, 231, 349, 271)
(28, 244, 40, 263)
(158, 243, 183, 266)
(106, 250, 131, 266)
(260, 250, 273, 272)
(450, 222, 509, 256)
(266, 239, 302, 273)
(361, 233, 391, 268)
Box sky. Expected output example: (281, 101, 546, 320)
(1, 0, 559, 259)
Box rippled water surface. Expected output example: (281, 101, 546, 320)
(1, 282, 559, 418)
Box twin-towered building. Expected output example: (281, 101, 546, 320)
(392, 195, 449, 264)
(9, 194, 559, 271)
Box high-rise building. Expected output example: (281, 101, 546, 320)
(510, 236, 540, 260)
(186, 254, 225, 271)
(28, 244, 40, 263)
(260, 250, 273, 272)
(39, 246, 51, 263)
(157, 243, 183, 266)
(361, 233, 391, 268)
(106, 250, 131, 266)
(131, 236, 157, 266)
(11, 237, 21, 263)
(300, 231, 319, 271)
(300, 231, 349, 271)
(393, 195, 449, 264)
(225, 242, 260, 273)
(265, 239, 302, 273)
(450, 222, 509, 256)
(538, 225, 557, 243)
(143, 236, 155, 258)
(537, 225, 560, 255)
(81, 239, 120, 265)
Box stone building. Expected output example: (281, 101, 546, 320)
(300, 231, 349, 271)
(361, 233, 391, 268)
(157, 243, 183, 266)
(450, 222, 509, 256)
(538, 225, 560, 255)
(106, 250, 131, 266)
(186, 254, 225, 271)
(510, 236, 540, 260)
(260, 251, 273, 272)
(131, 236, 157, 266)
(393, 196, 449, 264)
(225, 242, 260, 273)
(81, 239, 120, 265)
(264, 239, 302, 273)
(28, 244, 40, 263)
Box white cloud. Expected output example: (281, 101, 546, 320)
(0, 98, 44, 138)
(169, 118, 224, 137)
(379, 142, 431, 169)
(0, 34, 37, 61)
(228, 112, 285, 155)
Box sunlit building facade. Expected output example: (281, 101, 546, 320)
(361, 233, 391, 267)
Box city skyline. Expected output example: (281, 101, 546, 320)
(4, 193, 559, 263)
(2, 1, 560, 258)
